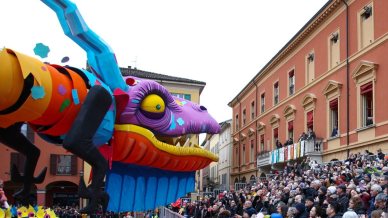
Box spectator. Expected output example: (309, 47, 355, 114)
(368, 184, 383, 216)
(243, 200, 256, 217)
(304, 197, 314, 213)
(374, 193, 386, 210)
(309, 206, 326, 218)
(287, 207, 298, 218)
(294, 203, 308, 218)
(342, 211, 358, 218)
(326, 201, 341, 218)
(348, 196, 366, 215)
(371, 209, 383, 218)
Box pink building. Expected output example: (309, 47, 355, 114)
(229, 0, 388, 184)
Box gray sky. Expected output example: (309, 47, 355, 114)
(1, 0, 328, 124)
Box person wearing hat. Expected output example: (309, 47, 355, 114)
(336, 184, 348, 215)
(294, 203, 308, 218)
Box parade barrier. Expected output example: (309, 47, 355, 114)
(159, 207, 183, 218)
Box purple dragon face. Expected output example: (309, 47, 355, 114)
(118, 76, 220, 142)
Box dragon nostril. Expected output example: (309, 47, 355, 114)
(126, 77, 136, 86)
(200, 105, 207, 111)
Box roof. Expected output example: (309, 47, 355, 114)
(228, 0, 334, 106)
(120, 66, 206, 85)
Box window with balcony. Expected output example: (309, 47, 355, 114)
(287, 120, 294, 142)
(361, 82, 373, 127)
(358, 4, 374, 50)
(273, 127, 279, 149)
(242, 144, 246, 165)
(289, 70, 295, 95)
(251, 101, 255, 120)
(329, 98, 339, 137)
(306, 52, 315, 84)
(306, 111, 314, 131)
(329, 31, 340, 69)
(235, 114, 239, 131)
(50, 154, 77, 175)
(260, 134, 265, 152)
(242, 109, 246, 126)
(250, 140, 255, 162)
(274, 82, 279, 105)
(261, 93, 265, 113)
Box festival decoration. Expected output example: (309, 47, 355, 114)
(0, 0, 220, 214)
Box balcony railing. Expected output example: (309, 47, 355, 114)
(257, 150, 270, 168)
(257, 138, 323, 167)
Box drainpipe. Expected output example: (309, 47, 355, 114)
(238, 98, 241, 182)
(254, 80, 259, 179)
(341, 0, 350, 158)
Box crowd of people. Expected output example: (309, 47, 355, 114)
(1, 149, 387, 218)
(172, 149, 388, 218)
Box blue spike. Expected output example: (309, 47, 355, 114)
(134, 174, 146, 211)
(166, 176, 178, 203)
(145, 176, 157, 210)
(176, 176, 187, 199)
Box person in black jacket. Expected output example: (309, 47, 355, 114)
(294, 203, 308, 218)
(336, 184, 349, 215)
(326, 201, 342, 218)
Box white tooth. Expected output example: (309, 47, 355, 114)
(176, 141, 181, 147)
(183, 138, 190, 147)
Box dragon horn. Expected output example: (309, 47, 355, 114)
(41, 0, 127, 91)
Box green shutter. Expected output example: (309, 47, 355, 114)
(184, 94, 191, 101)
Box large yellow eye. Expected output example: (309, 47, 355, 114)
(140, 94, 165, 113)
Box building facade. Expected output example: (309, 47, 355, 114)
(218, 120, 232, 191)
(229, 0, 388, 184)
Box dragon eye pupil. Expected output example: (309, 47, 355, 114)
(156, 104, 161, 110)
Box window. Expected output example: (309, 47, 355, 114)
(222, 174, 227, 185)
(329, 99, 339, 137)
(359, 4, 374, 49)
(251, 101, 255, 120)
(274, 82, 279, 105)
(242, 144, 246, 165)
(306, 52, 315, 84)
(250, 140, 255, 162)
(329, 32, 340, 68)
(288, 120, 294, 142)
(361, 82, 373, 127)
(242, 109, 246, 126)
(171, 93, 191, 101)
(235, 147, 239, 167)
(307, 111, 314, 131)
(261, 93, 265, 113)
(50, 154, 77, 175)
(289, 70, 295, 95)
(10, 152, 26, 175)
(273, 127, 279, 149)
(235, 114, 239, 131)
(260, 134, 265, 152)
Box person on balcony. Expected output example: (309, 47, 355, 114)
(284, 138, 294, 146)
(331, 126, 338, 137)
(307, 128, 316, 141)
(298, 132, 307, 142)
(276, 139, 283, 149)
